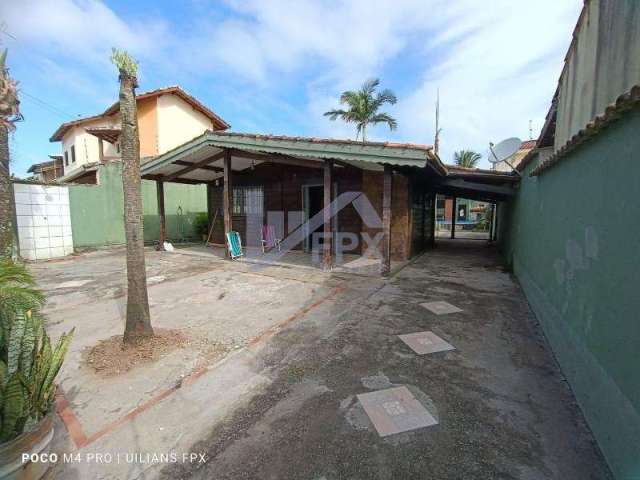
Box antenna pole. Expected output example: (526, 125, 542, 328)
(434, 89, 441, 155)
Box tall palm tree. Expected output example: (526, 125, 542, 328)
(110, 48, 153, 344)
(0, 49, 21, 258)
(454, 150, 482, 168)
(324, 78, 397, 142)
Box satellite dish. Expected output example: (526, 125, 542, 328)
(488, 137, 521, 164)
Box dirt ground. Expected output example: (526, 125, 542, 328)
(29, 242, 611, 479)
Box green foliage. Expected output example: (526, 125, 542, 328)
(193, 212, 209, 237)
(0, 260, 74, 442)
(0, 259, 45, 350)
(453, 150, 482, 168)
(110, 48, 138, 77)
(324, 78, 397, 141)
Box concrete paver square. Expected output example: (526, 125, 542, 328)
(420, 300, 462, 315)
(357, 386, 438, 437)
(398, 331, 455, 355)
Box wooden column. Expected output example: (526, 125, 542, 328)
(156, 180, 166, 250)
(489, 203, 495, 242)
(323, 160, 333, 271)
(430, 193, 436, 247)
(381, 165, 393, 276)
(451, 196, 457, 239)
(493, 203, 499, 242)
(98, 138, 105, 162)
(223, 149, 232, 256)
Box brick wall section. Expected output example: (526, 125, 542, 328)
(208, 162, 363, 253)
(391, 174, 410, 260)
(361, 170, 410, 261)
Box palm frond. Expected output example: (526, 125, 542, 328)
(324, 109, 350, 121)
(369, 113, 398, 131)
(324, 78, 398, 140)
(360, 78, 380, 97)
(453, 150, 482, 168)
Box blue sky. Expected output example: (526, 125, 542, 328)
(3, 0, 582, 177)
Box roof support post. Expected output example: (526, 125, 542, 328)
(451, 196, 457, 239)
(493, 203, 499, 242)
(223, 149, 233, 257)
(430, 192, 436, 247)
(323, 160, 333, 271)
(156, 179, 166, 250)
(381, 165, 393, 277)
(489, 203, 495, 242)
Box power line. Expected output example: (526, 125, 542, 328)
(20, 90, 77, 119)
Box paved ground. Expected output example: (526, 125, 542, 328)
(29, 241, 611, 479)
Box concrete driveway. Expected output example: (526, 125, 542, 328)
(29, 242, 611, 479)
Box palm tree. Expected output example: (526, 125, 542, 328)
(453, 150, 482, 168)
(324, 78, 397, 142)
(110, 48, 153, 344)
(0, 49, 21, 258)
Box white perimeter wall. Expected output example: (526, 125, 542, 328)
(13, 183, 74, 260)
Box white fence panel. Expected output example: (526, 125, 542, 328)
(13, 183, 74, 260)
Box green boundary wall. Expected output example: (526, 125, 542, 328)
(69, 163, 207, 248)
(499, 109, 640, 479)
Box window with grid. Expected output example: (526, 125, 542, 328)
(232, 186, 264, 216)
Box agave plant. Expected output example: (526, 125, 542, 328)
(0, 259, 45, 349)
(0, 260, 74, 442)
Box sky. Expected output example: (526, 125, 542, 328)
(3, 0, 582, 177)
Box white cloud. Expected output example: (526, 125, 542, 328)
(189, 0, 581, 165)
(8, 0, 583, 170)
(3, 0, 166, 63)
(393, 0, 583, 166)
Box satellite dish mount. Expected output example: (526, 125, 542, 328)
(488, 137, 522, 176)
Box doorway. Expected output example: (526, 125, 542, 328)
(302, 183, 337, 252)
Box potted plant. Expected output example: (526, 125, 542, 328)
(193, 212, 209, 243)
(0, 259, 74, 480)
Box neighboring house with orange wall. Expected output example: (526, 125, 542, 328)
(49, 86, 229, 184)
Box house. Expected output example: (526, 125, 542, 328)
(26, 155, 64, 182)
(140, 132, 517, 274)
(498, 1, 640, 477)
(49, 86, 229, 184)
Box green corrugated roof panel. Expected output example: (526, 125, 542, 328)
(142, 131, 447, 176)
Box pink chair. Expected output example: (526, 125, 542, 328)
(260, 225, 282, 253)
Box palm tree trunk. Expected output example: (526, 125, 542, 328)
(118, 71, 153, 343)
(362, 123, 367, 142)
(0, 125, 15, 258)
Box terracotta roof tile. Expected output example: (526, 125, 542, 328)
(531, 84, 640, 176)
(50, 86, 229, 142)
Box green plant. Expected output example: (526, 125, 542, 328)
(110, 48, 138, 77)
(0, 259, 44, 348)
(324, 78, 397, 141)
(454, 150, 482, 168)
(194, 212, 209, 237)
(0, 259, 74, 442)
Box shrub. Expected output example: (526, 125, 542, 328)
(0, 260, 74, 442)
(193, 212, 209, 237)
